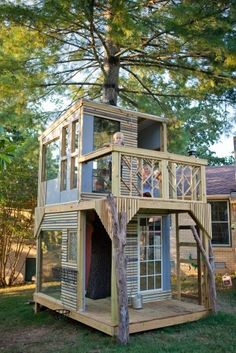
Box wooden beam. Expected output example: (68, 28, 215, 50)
(77, 211, 86, 312)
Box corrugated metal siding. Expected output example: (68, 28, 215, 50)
(41, 212, 78, 230)
(126, 218, 139, 299)
(142, 290, 172, 303)
(41, 212, 78, 310)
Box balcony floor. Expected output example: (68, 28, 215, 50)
(34, 292, 208, 336)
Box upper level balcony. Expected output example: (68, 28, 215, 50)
(37, 99, 207, 207)
(80, 145, 207, 202)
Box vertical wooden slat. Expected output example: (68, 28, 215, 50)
(162, 160, 169, 199)
(112, 151, 120, 197)
(200, 166, 207, 202)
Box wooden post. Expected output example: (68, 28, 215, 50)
(107, 194, 129, 345)
(175, 214, 181, 300)
(112, 151, 120, 197)
(190, 226, 217, 313)
(161, 159, 169, 199)
(196, 228, 202, 305)
(77, 210, 86, 312)
(35, 233, 42, 313)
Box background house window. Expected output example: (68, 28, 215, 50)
(209, 201, 230, 246)
(93, 116, 120, 149)
(67, 230, 77, 263)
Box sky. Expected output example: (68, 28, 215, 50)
(210, 133, 235, 157)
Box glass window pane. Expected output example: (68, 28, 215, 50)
(140, 262, 147, 276)
(148, 262, 154, 275)
(210, 201, 228, 221)
(154, 247, 161, 260)
(92, 156, 111, 192)
(62, 126, 69, 156)
(71, 157, 78, 189)
(93, 116, 120, 149)
(61, 160, 67, 190)
(140, 277, 147, 291)
(41, 230, 62, 299)
(44, 140, 60, 181)
(155, 261, 161, 274)
(148, 276, 154, 290)
(71, 121, 80, 153)
(212, 223, 230, 245)
(155, 275, 161, 289)
(68, 230, 77, 263)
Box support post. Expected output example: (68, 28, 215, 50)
(77, 210, 86, 312)
(107, 194, 129, 344)
(190, 226, 216, 313)
(175, 214, 181, 300)
(112, 151, 120, 197)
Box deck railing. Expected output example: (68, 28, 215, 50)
(79, 145, 207, 202)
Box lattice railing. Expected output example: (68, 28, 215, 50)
(120, 154, 162, 198)
(168, 162, 202, 201)
(79, 145, 207, 202)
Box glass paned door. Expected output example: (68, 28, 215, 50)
(139, 216, 162, 292)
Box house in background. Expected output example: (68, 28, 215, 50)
(171, 152, 236, 276)
(206, 164, 236, 274)
(34, 99, 213, 336)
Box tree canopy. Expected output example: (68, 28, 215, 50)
(0, 0, 235, 157)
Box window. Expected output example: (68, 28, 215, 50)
(44, 139, 60, 180)
(139, 216, 162, 291)
(209, 201, 231, 246)
(93, 116, 120, 149)
(92, 156, 111, 193)
(67, 230, 77, 263)
(41, 230, 62, 299)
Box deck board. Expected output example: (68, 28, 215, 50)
(34, 293, 208, 336)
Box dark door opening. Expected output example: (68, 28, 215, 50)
(25, 257, 36, 282)
(86, 212, 111, 299)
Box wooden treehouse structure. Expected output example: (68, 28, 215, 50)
(34, 99, 213, 336)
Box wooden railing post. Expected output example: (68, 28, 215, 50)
(112, 151, 120, 196)
(200, 166, 207, 202)
(161, 160, 169, 199)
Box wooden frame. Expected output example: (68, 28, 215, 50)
(34, 99, 212, 337)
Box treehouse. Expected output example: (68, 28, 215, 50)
(34, 99, 213, 336)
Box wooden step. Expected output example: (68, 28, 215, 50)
(179, 242, 197, 247)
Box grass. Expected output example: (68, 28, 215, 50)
(0, 284, 236, 353)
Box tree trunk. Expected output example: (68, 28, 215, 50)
(102, 40, 120, 106)
(107, 194, 129, 344)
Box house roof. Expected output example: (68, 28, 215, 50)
(206, 165, 236, 195)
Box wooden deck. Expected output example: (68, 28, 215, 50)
(34, 293, 208, 336)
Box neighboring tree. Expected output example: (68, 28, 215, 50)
(0, 0, 235, 155)
(0, 130, 38, 287)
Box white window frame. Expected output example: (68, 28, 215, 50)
(209, 200, 231, 247)
(138, 215, 163, 293)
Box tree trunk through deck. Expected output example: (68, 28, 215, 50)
(107, 194, 129, 345)
(190, 226, 217, 313)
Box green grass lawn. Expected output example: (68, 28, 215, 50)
(0, 284, 235, 353)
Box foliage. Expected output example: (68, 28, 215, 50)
(0, 285, 236, 352)
(0, 127, 38, 287)
(0, 0, 235, 155)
